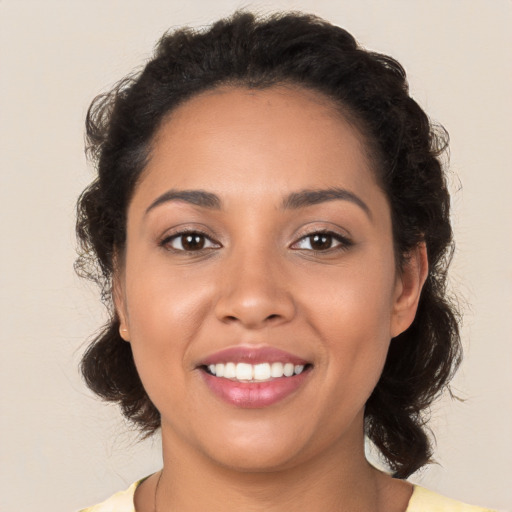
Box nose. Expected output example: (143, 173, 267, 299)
(214, 246, 296, 329)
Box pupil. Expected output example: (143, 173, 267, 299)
(183, 234, 204, 250)
(311, 234, 331, 250)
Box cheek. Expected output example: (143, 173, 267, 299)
(307, 257, 397, 340)
(125, 255, 211, 336)
(321, 298, 391, 395)
(122, 260, 214, 401)
(303, 257, 396, 392)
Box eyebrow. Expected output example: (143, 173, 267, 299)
(145, 186, 371, 218)
(145, 189, 221, 214)
(282, 187, 372, 218)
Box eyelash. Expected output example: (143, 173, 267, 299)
(159, 229, 221, 253)
(290, 230, 353, 253)
(159, 229, 353, 254)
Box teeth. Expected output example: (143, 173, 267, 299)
(283, 363, 294, 377)
(294, 365, 304, 375)
(207, 361, 307, 380)
(224, 362, 236, 379)
(270, 362, 284, 378)
(254, 363, 271, 380)
(235, 363, 253, 380)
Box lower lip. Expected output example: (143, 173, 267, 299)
(200, 369, 311, 408)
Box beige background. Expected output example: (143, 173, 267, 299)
(1, 1, 511, 511)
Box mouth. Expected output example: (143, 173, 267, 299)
(197, 346, 313, 408)
(202, 361, 312, 381)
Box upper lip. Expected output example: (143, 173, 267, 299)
(198, 346, 311, 367)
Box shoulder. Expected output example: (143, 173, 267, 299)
(407, 485, 497, 512)
(77, 480, 141, 512)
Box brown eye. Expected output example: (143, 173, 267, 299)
(164, 232, 219, 252)
(181, 233, 205, 250)
(292, 231, 352, 252)
(309, 234, 333, 250)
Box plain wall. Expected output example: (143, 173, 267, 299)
(1, 1, 510, 510)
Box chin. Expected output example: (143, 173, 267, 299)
(206, 444, 305, 473)
(189, 419, 314, 473)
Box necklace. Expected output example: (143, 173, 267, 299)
(154, 470, 163, 512)
(152, 467, 385, 512)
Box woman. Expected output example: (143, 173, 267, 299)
(76, 11, 494, 512)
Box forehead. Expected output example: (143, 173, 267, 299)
(135, 85, 382, 209)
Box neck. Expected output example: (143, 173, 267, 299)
(149, 421, 407, 512)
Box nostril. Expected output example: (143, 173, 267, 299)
(215, 292, 296, 328)
(222, 313, 282, 324)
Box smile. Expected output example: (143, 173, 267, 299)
(205, 362, 306, 381)
(198, 346, 313, 408)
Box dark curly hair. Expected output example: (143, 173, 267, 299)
(76, 11, 461, 479)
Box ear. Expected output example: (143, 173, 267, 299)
(112, 257, 130, 342)
(390, 243, 428, 338)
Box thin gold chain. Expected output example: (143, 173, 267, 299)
(154, 470, 163, 512)
(152, 467, 385, 512)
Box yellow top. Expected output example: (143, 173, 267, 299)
(79, 480, 496, 512)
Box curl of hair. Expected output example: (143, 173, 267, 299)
(77, 11, 461, 475)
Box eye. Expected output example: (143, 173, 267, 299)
(161, 231, 220, 252)
(291, 231, 352, 252)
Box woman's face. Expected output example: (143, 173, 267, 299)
(116, 86, 424, 471)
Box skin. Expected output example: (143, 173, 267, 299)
(115, 86, 428, 512)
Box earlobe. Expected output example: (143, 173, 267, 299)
(390, 243, 428, 338)
(112, 266, 130, 342)
(119, 325, 130, 341)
